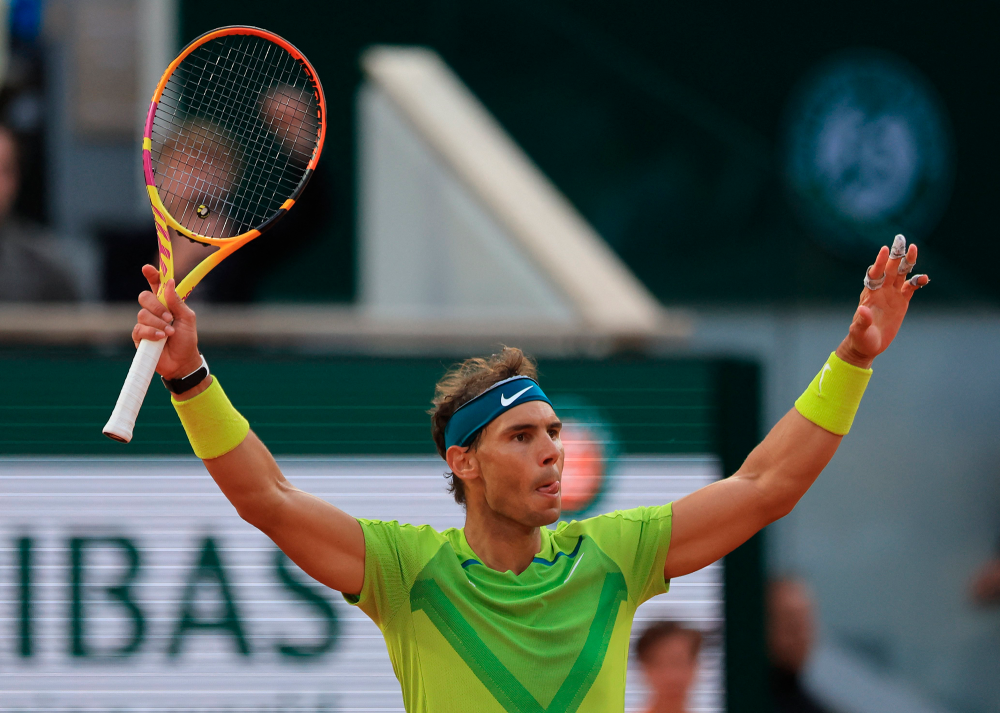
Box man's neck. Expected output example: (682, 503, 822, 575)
(463, 504, 541, 575)
(646, 693, 687, 713)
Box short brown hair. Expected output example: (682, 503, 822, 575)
(429, 347, 538, 506)
(635, 621, 703, 664)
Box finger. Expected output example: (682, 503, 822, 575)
(163, 279, 196, 320)
(867, 246, 890, 280)
(864, 246, 890, 290)
(885, 234, 907, 287)
(139, 290, 172, 320)
(137, 308, 175, 334)
(141, 264, 161, 293)
(132, 323, 166, 346)
(902, 274, 930, 295)
(897, 243, 917, 278)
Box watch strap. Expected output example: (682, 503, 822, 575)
(161, 354, 210, 394)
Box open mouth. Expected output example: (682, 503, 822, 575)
(536, 481, 560, 496)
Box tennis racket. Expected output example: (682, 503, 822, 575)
(103, 26, 326, 443)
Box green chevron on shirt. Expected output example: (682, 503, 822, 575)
(410, 571, 628, 712)
(343, 503, 673, 712)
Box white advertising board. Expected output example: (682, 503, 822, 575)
(0, 455, 723, 711)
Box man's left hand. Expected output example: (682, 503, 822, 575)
(837, 234, 930, 369)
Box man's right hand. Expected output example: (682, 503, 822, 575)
(133, 264, 203, 382)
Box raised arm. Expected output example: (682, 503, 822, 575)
(665, 237, 929, 579)
(133, 264, 365, 595)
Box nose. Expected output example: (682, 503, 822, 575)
(539, 433, 561, 467)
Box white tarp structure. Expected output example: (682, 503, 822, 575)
(358, 46, 672, 337)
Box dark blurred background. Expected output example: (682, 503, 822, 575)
(176, 0, 994, 305)
(10, 0, 994, 305)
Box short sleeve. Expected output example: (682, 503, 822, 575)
(573, 503, 673, 605)
(342, 519, 446, 629)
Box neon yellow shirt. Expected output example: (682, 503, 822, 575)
(344, 504, 673, 712)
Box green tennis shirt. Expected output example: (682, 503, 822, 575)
(343, 503, 673, 712)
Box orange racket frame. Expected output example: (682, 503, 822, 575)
(104, 26, 325, 443)
(144, 25, 327, 302)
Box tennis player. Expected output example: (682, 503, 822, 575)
(132, 235, 927, 712)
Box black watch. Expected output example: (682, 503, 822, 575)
(162, 354, 210, 394)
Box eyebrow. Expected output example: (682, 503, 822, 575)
(502, 420, 563, 434)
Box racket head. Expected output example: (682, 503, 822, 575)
(143, 26, 326, 298)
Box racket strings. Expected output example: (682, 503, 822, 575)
(190, 35, 318, 162)
(221, 39, 318, 195)
(155, 40, 299, 233)
(153, 105, 254, 234)
(159, 38, 317, 195)
(186, 40, 300, 153)
(155, 107, 244, 198)
(150, 32, 321, 239)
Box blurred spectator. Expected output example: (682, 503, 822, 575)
(0, 124, 78, 301)
(970, 544, 1000, 605)
(769, 578, 838, 713)
(102, 156, 335, 304)
(635, 620, 702, 713)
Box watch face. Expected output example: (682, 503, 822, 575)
(783, 50, 954, 257)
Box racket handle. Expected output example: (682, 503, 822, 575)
(103, 338, 167, 443)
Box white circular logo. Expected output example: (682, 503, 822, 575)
(783, 50, 953, 256)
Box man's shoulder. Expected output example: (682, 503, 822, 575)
(555, 503, 674, 533)
(356, 518, 455, 552)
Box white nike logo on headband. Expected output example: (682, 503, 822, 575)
(500, 386, 533, 407)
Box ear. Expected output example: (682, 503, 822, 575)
(446, 444, 480, 485)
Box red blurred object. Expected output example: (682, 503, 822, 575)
(560, 422, 606, 513)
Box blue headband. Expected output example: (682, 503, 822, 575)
(444, 375, 553, 449)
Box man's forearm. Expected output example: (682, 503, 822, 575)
(668, 350, 872, 578)
(174, 375, 288, 526)
(133, 274, 367, 594)
(201, 430, 292, 527)
(668, 236, 927, 578)
(736, 408, 842, 523)
(737, 343, 874, 521)
(174, 379, 366, 593)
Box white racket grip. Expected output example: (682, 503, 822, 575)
(103, 338, 167, 443)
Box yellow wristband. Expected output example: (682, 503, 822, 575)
(172, 377, 250, 459)
(794, 352, 872, 436)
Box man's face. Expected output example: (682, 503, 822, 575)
(641, 634, 698, 704)
(0, 131, 20, 222)
(459, 401, 564, 527)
